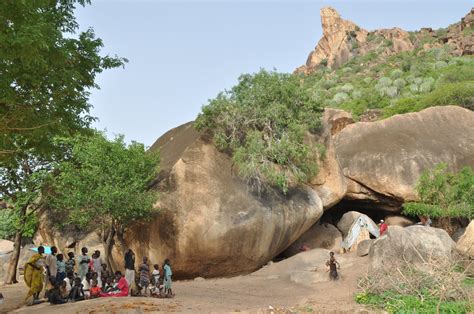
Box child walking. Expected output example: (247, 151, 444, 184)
(163, 259, 173, 297)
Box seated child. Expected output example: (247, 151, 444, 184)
(68, 277, 85, 302)
(60, 280, 69, 299)
(89, 280, 101, 299)
(81, 273, 91, 299)
(102, 277, 114, 293)
(48, 281, 66, 305)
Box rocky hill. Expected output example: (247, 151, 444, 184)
(296, 7, 474, 73)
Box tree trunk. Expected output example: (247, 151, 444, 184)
(102, 226, 116, 272)
(5, 204, 28, 284)
(116, 226, 127, 256)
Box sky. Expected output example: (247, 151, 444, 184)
(74, 0, 473, 147)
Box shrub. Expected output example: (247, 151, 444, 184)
(378, 77, 392, 87)
(419, 81, 432, 93)
(393, 78, 406, 89)
(420, 81, 474, 110)
(352, 90, 363, 99)
(320, 58, 328, 67)
(403, 163, 474, 220)
(391, 69, 403, 79)
(363, 77, 372, 84)
(195, 70, 323, 193)
(414, 77, 423, 85)
(340, 83, 354, 93)
(435, 60, 448, 69)
(333, 92, 350, 104)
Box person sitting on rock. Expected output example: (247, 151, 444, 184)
(379, 219, 388, 236)
(325, 252, 340, 281)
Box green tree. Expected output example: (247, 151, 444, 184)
(195, 69, 323, 193)
(0, 0, 126, 283)
(45, 133, 160, 270)
(403, 163, 474, 220)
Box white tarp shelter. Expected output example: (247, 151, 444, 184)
(341, 214, 380, 250)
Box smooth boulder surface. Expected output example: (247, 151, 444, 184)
(456, 220, 474, 257)
(384, 215, 414, 227)
(335, 106, 474, 202)
(125, 123, 324, 278)
(282, 222, 342, 257)
(369, 225, 455, 271)
(0, 239, 14, 254)
(310, 108, 351, 209)
(357, 239, 373, 257)
(337, 211, 378, 236)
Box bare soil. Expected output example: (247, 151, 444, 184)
(1, 252, 370, 313)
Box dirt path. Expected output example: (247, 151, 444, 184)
(1, 252, 370, 313)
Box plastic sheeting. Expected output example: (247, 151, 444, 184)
(341, 214, 380, 250)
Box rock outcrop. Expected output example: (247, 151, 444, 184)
(456, 220, 474, 258)
(310, 108, 352, 209)
(296, 7, 368, 72)
(335, 106, 474, 205)
(297, 7, 473, 73)
(369, 225, 455, 271)
(384, 215, 414, 227)
(43, 123, 321, 279)
(281, 222, 342, 257)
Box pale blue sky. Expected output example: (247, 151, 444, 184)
(75, 0, 473, 146)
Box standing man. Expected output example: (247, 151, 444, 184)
(44, 246, 58, 295)
(124, 249, 135, 293)
(379, 219, 388, 236)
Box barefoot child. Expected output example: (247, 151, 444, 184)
(139, 257, 150, 296)
(163, 259, 173, 297)
(325, 252, 340, 281)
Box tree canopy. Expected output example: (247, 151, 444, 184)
(0, 0, 126, 283)
(403, 163, 474, 219)
(0, 0, 126, 162)
(195, 69, 323, 193)
(45, 133, 160, 267)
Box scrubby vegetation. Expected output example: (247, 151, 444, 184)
(301, 49, 473, 119)
(357, 252, 473, 313)
(403, 163, 474, 220)
(195, 70, 324, 193)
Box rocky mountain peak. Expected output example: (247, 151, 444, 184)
(296, 7, 474, 74)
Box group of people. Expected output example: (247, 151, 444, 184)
(23, 246, 173, 306)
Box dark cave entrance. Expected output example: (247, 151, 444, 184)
(318, 198, 404, 227)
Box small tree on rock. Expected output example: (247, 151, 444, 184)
(403, 163, 474, 231)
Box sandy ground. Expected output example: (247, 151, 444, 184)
(1, 252, 370, 313)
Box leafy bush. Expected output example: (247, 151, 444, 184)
(403, 163, 474, 219)
(340, 83, 354, 93)
(420, 82, 474, 110)
(435, 60, 448, 69)
(393, 78, 406, 89)
(333, 92, 350, 104)
(391, 69, 403, 79)
(195, 70, 323, 193)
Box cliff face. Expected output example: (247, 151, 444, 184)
(297, 7, 474, 74)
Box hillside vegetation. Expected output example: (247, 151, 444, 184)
(302, 49, 473, 120)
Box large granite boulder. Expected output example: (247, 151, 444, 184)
(384, 215, 414, 227)
(0, 239, 14, 255)
(310, 108, 351, 209)
(38, 122, 324, 279)
(335, 106, 474, 203)
(456, 220, 474, 257)
(369, 225, 455, 271)
(281, 222, 342, 257)
(337, 211, 378, 236)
